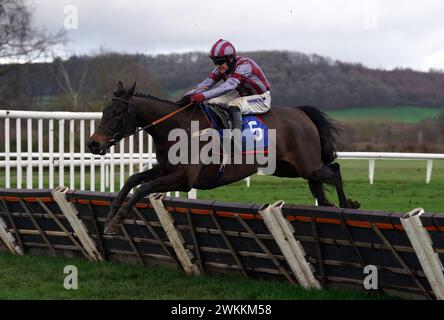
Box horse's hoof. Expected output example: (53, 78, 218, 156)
(104, 207, 127, 235)
(319, 201, 337, 208)
(347, 199, 361, 209)
(105, 206, 119, 224)
(104, 223, 121, 235)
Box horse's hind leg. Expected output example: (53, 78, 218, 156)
(325, 163, 360, 209)
(308, 179, 336, 207)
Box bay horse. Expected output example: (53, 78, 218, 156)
(88, 81, 360, 234)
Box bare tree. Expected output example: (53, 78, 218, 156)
(0, 0, 64, 66)
(0, 0, 65, 106)
(52, 57, 89, 111)
(86, 49, 164, 111)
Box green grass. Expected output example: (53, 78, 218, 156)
(0, 159, 442, 299)
(327, 106, 441, 124)
(198, 159, 444, 213)
(0, 252, 379, 300)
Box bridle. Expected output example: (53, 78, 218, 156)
(98, 96, 195, 147)
(98, 96, 136, 146)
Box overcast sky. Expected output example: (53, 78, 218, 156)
(32, 0, 444, 71)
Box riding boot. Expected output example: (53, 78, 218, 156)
(228, 106, 243, 154)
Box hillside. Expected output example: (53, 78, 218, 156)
(327, 106, 441, 123)
(1, 51, 444, 111)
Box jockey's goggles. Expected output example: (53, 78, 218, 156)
(213, 57, 228, 66)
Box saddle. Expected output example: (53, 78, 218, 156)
(202, 103, 232, 130)
(200, 102, 270, 153)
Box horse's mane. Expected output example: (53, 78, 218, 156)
(133, 92, 178, 106)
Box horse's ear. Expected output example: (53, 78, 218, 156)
(125, 82, 136, 98)
(113, 80, 126, 97)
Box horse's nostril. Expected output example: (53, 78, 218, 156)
(88, 140, 99, 151)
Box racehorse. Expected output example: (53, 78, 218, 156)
(88, 81, 360, 234)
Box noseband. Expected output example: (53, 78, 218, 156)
(98, 96, 135, 146)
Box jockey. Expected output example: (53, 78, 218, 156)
(177, 39, 271, 135)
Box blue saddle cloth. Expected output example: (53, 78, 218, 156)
(202, 105, 269, 152)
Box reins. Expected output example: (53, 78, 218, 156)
(102, 97, 195, 146)
(134, 102, 194, 134)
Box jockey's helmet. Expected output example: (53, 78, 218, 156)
(209, 39, 236, 64)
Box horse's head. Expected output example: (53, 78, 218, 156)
(88, 80, 137, 155)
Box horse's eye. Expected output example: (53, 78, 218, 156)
(113, 110, 123, 116)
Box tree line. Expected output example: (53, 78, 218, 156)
(1, 0, 443, 153)
(1, 50, 444, 111)
(1, 0, 444, 112)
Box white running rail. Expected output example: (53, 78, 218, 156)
(253, 152, 444, 186)
(0, 109, 196, 198)
(1, 110, 443, 193)
(337, 152, 444, 184)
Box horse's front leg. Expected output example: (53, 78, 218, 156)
(104, 170, 189, 235)
(105, 165, 164, 225)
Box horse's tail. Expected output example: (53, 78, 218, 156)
(298, 106, 341, 164)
